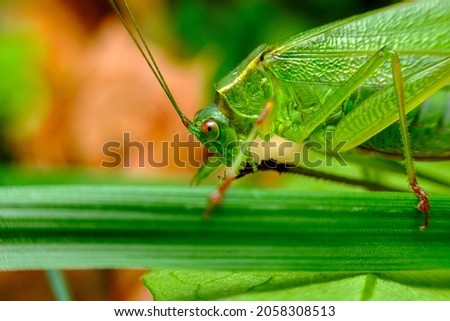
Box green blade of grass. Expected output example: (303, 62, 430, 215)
(0, 185, 449, 271)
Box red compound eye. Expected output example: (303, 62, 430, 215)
(200, 119, 220, 139)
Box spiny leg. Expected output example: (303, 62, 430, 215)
(204, 100, 275, 218)
(293, 46, 430, 229)
(235, 158, 404, 192)
(389, 51, 429, 230)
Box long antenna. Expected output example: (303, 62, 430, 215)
(110, 0, 191, 127)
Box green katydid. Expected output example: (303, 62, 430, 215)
(111, 0, 450, 230)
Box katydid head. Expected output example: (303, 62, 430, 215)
(188, 103, 239, 167)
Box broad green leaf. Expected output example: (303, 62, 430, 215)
(142, 270, 359, 301)
(143, 270, 450, 301)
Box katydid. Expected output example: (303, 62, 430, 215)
(111, 0, 450, 230)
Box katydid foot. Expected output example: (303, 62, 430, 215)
(412, 184, 429, 231)
(203, 177, 234, 218)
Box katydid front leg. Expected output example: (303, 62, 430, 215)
(204, 100, 275, 218)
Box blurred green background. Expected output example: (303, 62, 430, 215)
(1, 0, 449, 301)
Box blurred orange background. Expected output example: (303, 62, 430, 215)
(1, 0, 212, 301)
(3, 0, 208, 173)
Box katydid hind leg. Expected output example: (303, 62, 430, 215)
(325, 47, 431, 229)
(204, 100, 275, 218)
(389, 51, 429, 230)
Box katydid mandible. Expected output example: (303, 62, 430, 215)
(111, 0, 450, 230)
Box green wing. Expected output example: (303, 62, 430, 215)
(216, 0, 450, 145)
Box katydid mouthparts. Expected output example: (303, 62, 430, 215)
(111, 0, 450, 230)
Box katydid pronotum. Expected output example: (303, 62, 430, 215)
(111, 0, 450, 230)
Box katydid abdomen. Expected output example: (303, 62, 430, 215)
(361, 87, 450, 158)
